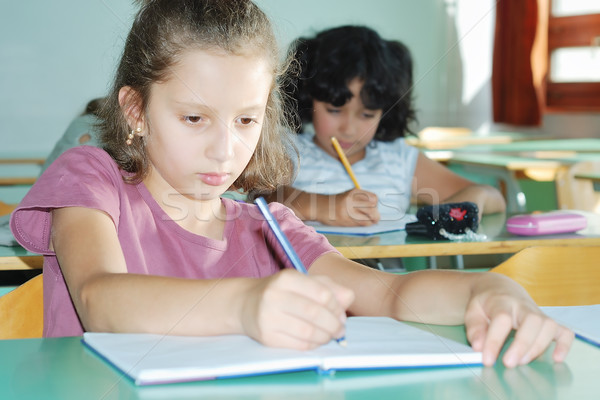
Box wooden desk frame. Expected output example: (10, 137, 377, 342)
(0, 255, 43, 271)
(326, 212, 600, 260)
(334, 236, 600, 260)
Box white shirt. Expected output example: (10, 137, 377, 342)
(292, 129, 419, 220)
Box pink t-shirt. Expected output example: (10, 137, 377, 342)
(10, 146, 337, 337)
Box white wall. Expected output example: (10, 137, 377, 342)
(0, 0, 137, 155)
(1, 0, 597, 157)
(255, 0, 450, 131)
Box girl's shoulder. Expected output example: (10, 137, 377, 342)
(11, 146, 126, 255)
(46, 145, 123, 179)
(52, 145, 112, 167)
(293, 131, 334, 165)
(34, 146, 130, 205)
(363, 138, 419, 175)
(372, 137, 418, 158)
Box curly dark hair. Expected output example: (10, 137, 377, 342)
(288, 25, 417, 141)
(97, 0, 296, 193)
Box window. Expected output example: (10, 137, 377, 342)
(546, 0, 600, 110)
(492, 0, 600, 126)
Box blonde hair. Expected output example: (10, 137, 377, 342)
(98, 0, 296, 194)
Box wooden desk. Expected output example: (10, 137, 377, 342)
(326, 212, 600, 260)
(0, 246, 43, 271)
(1, 323, 598, 399)
(405, 130, 533, 150)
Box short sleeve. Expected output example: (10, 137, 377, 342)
(10, 146, 124, 255)
(266, 202, 339, 270)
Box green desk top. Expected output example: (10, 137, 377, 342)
(1, 324, 598, 399)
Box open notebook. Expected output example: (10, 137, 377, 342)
(541, 305, 600, 348)
(83, 317, 482, 386)
(305, 214, 417, 236)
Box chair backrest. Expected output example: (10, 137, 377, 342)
(491, 246, 600, 306)
(555, 160, 600, 213)
(0, 200, 16, 216)
(0, 274, 43, 339)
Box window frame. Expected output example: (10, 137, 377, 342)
(545, 5, 600, 111)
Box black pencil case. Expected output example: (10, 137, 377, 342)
(406, 202, 479, 240)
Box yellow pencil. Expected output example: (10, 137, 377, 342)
(330, 137, 361, 189)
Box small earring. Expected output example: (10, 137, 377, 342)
(126, 127, 142, 145)
(126, 130, 135, 146)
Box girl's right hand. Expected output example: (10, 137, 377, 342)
(240, 269, 355, 350)
(320, 188, 379, 226)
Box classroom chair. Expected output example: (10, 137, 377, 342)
(555, 160, 600, 213)
(491, 246, 600, 306)
(0, 273, 43, 339)
(0, 200, 16, 216)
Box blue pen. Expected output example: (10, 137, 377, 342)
(255, 196, 308, 274)
(254, 197, 347, 346)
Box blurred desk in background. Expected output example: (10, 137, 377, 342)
(443, 138, 600, 154)
(432, 143, 600, 213)
(0, 246, 43, 271)
(0, 156, 44, 186)
(325, 211, 600, 260)
(406, 128, 532, 150)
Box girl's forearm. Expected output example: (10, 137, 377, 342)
(312, 255, 487, 324)
(387, 270, 521, 325)
(266, 186, 330, 222)
(79, 273, 255, 336)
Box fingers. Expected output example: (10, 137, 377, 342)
(282, 274, 352, 346)
(249, 270, 354, 349)
(552, 326, 575, 363)
(475, 312, 514, 367)
(353, 207, 380, 226)
(263, 302, 345, 350)
(339, 189, 380, 225)
(466, 302, 575, 368)
(464, 301, 489, 352)
(502, 315, 574, 368)
(311, 274, 355, 311)
(501, 313, 547, 368)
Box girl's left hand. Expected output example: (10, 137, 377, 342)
(463, 289, 574, 368)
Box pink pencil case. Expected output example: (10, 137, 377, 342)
(506, 211, 587, 236)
